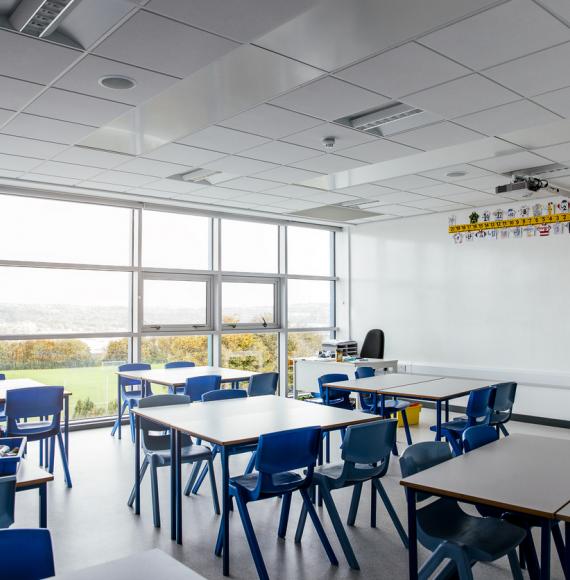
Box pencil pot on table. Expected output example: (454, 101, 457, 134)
(0, 437, 26, 475)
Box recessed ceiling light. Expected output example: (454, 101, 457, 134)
(445, 170, 467, 178)
(98, 75, 136, 90)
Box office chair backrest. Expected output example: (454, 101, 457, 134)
(5, 386, 63, 433)
(184, 375, 221, 402)
(355, 366, 375, 379)
(248, 372, 279, 397)
(462, 425, 499, 453)
(118, 363, 151, 389)
(400, 441, 452, 502)
(465, 387, 493, 426)
(318, 373, 350, 403)
(0, 475, 16, 529)
(489, 382, 517, 414)
(0, 528, 55, 579)
(138, 394, 190, 451)
(202, 389, 247, 402)
(164, 361, 195, 369)
(360, 329, 385, 359)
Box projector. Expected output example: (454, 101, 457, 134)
(495, 175, 570, 198)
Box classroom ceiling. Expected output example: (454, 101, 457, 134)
(0, 0, 569, 225)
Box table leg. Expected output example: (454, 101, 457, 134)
(407, 488, 418, 580)
(445, 400, 449, 422)
(134, 413, 140, 515)
(372, 392, 378, 414)
(39, 483, 47, 528)
(541, 520, 551, 580)
(317, 435, 323, 507)
(176, 430, 182, 545)
(170, 429, 176, 541)
(221, 446, 230, 576)
(380, 394, 385, 417)
(565, 522, 569, 580)
(435, 401, 442, 441)
(64, 395, 69, 460)
(117, 381, 122, 440)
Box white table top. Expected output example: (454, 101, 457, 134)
(134, 395, 379, 446)
(323, 373, 443, 393)
(49, 549, 205, 579)
(294, 357, 398, 366)
(382, 377, 497, 401)
(117, 366, 257, 387)
(0, 379, 71, 402)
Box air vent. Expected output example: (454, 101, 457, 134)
(10, 0, 78, 38)
(335, 101, 441, 137)
(178, 168, 223, 185)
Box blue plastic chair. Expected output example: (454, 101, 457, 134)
(429, 387, 493, 455)
(295, 419, 407, 570)
(400, 441, 525, 580)
(202, 389, 247, 402)
(0, 474, 16, 529)
(462, 425, 499, 453)
(0, 528, 55, 579)
(164, 361, 196, 394)
(313, 373, 352, 409)
(355, 366, 413, 446)
(0, 373, 5, 427)
(215, 426, 338, 580)
(184, 375, 221, 402)
(489, 382, 517, 437)
(247, 372, 278, 397)
(5, 386, 72, 488)
(110, 363, 152, 442)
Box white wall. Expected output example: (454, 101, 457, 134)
(349, 200, 570, 420)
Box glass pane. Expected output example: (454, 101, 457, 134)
(142, 211, 209, 270)
(0, 337, 128, 419)
(288, 226, 332, 276)
(222, 282, 275, 326)
(143, 279, 208, 327)
(0, 195, 131, 265)
(221, 333, 278, 372)
(0, 267, 131, 334)
(221, 219, 278, 273)
(141, 335, 210, 367)
(288, 279, 332, 328)
(287, 331, 330, 392)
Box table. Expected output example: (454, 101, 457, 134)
(0, 379, 72, 459)
(48, 549, 206, 579)
(401, 434, 570, 580)
(16, 460, 54, 528)
(116, 366, 257, 439)
(133, 395, 380, 576)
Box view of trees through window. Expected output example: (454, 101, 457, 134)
(0, 196, 335, 420)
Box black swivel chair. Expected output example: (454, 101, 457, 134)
(360, 329, 385, 359)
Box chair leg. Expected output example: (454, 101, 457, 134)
(401, 409, 413, 446)
(244, 451, 256, 475)
(206, 458, 221, 515)
(150, 462, 160, 528)
(48, 436, 55, 474)
(552, 521, 566, 569)
(507, 548, 525, 580)
(234, 494, 270, 580)
(294, 497, 309, 543)
(191, 447, 218, 495)
(325, 432, 330, 463)
(446, 434, 463, 456)
(299, 488, 338, 567)
(278, 493, 292, 539)
(373, 479, 409, 549)
(184, 461, 202, 495)
(418, 541, 473, 580)
(128, 457, 149, 507)
(499, 423, 510, 436)
(39, 437, 43, 467)
(520, 529, 541, 580)
(57, 431, 72, 488)
(129, 408, 136, 443)
(347, 482, 362, 526)
(111, 401, 128, 437)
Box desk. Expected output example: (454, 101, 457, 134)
(0, 379, 72, 459)
(401, 434, 570, 580)
(133, 396, 379, 576)
(16, 460, 54, 528)
(116, 366, 257, 439)
(48, 549, 206, 579)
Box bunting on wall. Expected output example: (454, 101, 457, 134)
(449, 199, 570, 243)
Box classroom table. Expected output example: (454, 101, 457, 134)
(48, 549, 206, 579)
(132, 395, 380, 577)
(16, 460, 54, 528)
(0, 379, 72, 458)
(115, 366, 258, 439)
(401, 434, 570, 580)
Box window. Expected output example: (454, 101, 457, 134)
(0, 195, 131, 266)
(142, 211, 210, 270)
(142, 275, 210, 330)
(288, 279, 333, 328)
(288, 226, 332, 276)
(141, 335, 210, 367)
(287, 331, 331, 390)
(221, 333, 278, 372)
(221, 219, 278, 273)
(0, 267, 131, 335)
(222, 279, 278, 328)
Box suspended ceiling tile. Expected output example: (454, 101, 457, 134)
(0, 76, 43, 111)
(177, 126, 270, 154)
(0, 168, 24, 179)
(0, 154, 41, 171)
(32, 161, 102, 179)
(533, 87, 570, 119)
(94, 10, 239, 78)
(203, 155, 278, 176)
(457, 174, 513, 193)
(2, 113, 96, 145)
(334, 184, 396, 198)
(537, 0, 570, 23)
(455, 100, 561, 136)
(282, 122, 375, 151)
(299, 190, 357, 204)
(291, 154, 365, 173)
(221, 177, 281, 192)
(22, 173, 80, 186)
(141, 180, 207, 194)
(412, 183, 475, 197)
(271, 77, 388, 121)
(232, 192, 290, 206)
(116, 157, 189, 177)
(472, 151, 550, 173)
(534, 142, 570, 163)
(336, 42, 469, 98)
(220, 104, 322, 139)
(500, 119, 570, 149)
(371, 191, 433, 205)
(254, 165, 323, 184)
(339, 139, 419, 163)
(79, 181, 130, 192)
(364, 204, 431, 216)
(240, 140, 320, 164)
(391, 122, 483, 150)
(0, 134, 65, 159)
(55, 55, 180, 107)
(375, 174, 440, 190)
(0, 29, 81, 85)
(405, 75, 519, 119)
(420, 164, 493, 182)
(25, 88, 132, 126)
(145, 142, 224, 166)
(0, 108, 14, 125)
(441, 191, 502, 205)
(53, 147, 130, 169)
(91, 170, 156, 187)
(265, 184, 325, 199)
(485, 42, 570, 97)
(267, 197, 322, 210)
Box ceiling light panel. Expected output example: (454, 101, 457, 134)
(10, 0, 79, 38)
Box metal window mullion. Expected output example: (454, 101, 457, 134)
(0, 260, 134, 272)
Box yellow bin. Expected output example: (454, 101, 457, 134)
(397, 403, 421, 427)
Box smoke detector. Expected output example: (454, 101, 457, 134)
(322, 136, 335, 150)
